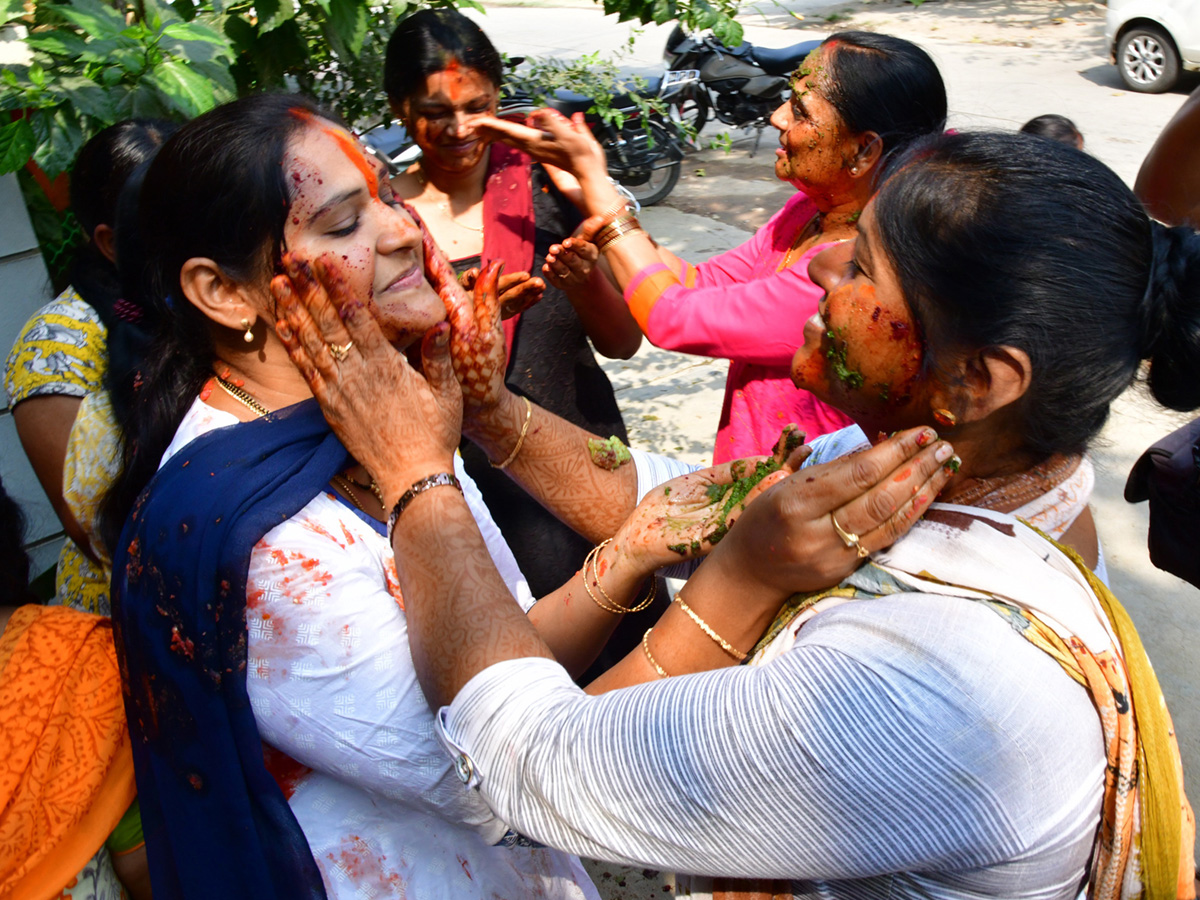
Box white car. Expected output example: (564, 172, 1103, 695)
(1106, 0, 1200, 92)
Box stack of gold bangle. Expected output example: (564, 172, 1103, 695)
(581, 539, 657, 614)
(593, 210, 645, 254)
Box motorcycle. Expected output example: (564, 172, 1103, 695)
(663, 25, 822, 156)
(363, 67, 699, 208)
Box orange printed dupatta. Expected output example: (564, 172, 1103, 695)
(0, 605, 136, 900)
(749, 504, 1195, 900)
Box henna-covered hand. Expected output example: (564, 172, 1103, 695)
(272, 251, 462, 506)
(419, 229, 508, 416)
(459, 267, 545, 320)
(614, 425, 810, 573)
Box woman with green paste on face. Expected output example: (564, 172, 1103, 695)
(281, 131, 1198, 899)
(498, 31, 948, 464)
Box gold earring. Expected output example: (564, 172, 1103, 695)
(241, 318, 254, 343)
(932, 408, 957, 428)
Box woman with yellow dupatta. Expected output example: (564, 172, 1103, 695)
(278, 131, 1197, 898)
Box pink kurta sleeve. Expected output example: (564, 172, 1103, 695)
(624, 195, 832, 368)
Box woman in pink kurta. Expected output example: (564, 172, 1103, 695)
(526, 32, 947, 461)
(626, 193, 852, 462)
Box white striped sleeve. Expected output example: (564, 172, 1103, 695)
(435, 595, 1103, 885)
(629, 447, 700, 502)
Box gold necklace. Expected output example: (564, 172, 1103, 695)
(331, 474, 368, 513)
(216, 376, 271, 418)
(415, 165, 485, 233)
(345, 472, 386, 507)
(441, 207, 484, 233)
(777, 212, 823, 271)
(331, 473, 385, 515)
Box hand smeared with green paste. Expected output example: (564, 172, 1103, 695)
(611, 425, 809, 571)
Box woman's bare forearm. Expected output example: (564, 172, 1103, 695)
(395, 487, 554, 706)
(463, 391, 639, 542)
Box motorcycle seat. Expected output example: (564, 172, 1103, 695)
(751, 39, 823, 76)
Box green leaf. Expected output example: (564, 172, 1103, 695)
(0, 117, 35, 175)
(110, 47, 147, 74)
(161, 21, 229, 46)
(712, 16, 742, 48)
(114, 82, 171, 119)
(47, 76, 117, 121)
(25, 29, 90, 57)
(152, 58, 215, 117)
(32, 106, 83, 178)
(191, 58, 236, 99)
(28, 62, 45, 87)
(1, 0, 26, 23)
(324, 0, 368, 59)
(254, 0, 296, 32)
(52, 0, 124, 40)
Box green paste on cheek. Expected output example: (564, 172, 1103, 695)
(588, 435, 632, 470)
(826, 329, 864, 389)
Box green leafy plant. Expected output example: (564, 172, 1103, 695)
(601, 0, 743, 48)
(508, 30, 695, 148)
(0, 0, 234, 177)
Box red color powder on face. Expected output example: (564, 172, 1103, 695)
(889, 320, 911, 341)
(323, 126, 378, 200)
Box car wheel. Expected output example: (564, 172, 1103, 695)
(1117, 24, 1181, 93)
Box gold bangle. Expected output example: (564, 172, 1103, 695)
(673, 594, 747, 662)
(597, 227, 647, 255)
(642, 628, 670, 678)
(594, 214, 641, 247)
(592, 544, 657, 613)
(582, 540, 626, 614)
(491, 396, 533, 469)
(592, 211, 640, 246)
(595, 196, 631, 223)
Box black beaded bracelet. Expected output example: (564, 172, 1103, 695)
(386, 472, 462, 541)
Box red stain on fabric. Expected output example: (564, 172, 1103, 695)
(262, 743, 311, 800)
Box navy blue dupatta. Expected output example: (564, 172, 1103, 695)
(111, 399, 349, 899)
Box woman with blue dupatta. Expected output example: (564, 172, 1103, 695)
(104, 93, 942, 899)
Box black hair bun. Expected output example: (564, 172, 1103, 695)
(1143, 222, 1200, 411)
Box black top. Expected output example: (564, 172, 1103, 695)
(453, 164, 629, 601)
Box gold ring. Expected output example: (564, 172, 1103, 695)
(328, 341, 353, 362)
(830, 512, 869, 559)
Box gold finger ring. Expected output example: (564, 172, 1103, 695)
(328, 341, 353, 362)
(830, 512, 869, 559)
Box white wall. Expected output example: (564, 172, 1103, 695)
(1, 171, 64, 577)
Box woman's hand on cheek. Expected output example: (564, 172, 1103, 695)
(705, 426, 957, 602)
(273, 252, 462, 506)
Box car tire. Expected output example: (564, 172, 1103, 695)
(1117, 24, 1181, 93)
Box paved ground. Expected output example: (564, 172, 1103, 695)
(475, 0, 1200, 893)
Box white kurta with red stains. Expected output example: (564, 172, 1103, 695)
(163, 398, 600, 899)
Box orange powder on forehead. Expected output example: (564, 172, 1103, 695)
(323, 126, 379, 200)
